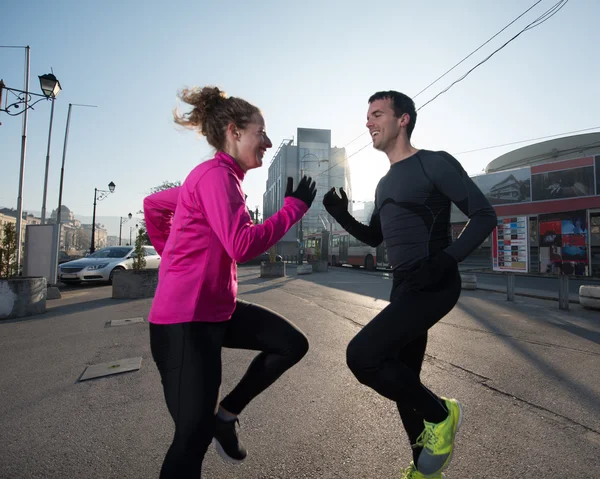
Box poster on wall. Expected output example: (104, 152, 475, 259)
(531, 165, 595, 201)
(538, 210, 589, 276)
(471, 167, 531, 205)
(492, 216, 529, 272)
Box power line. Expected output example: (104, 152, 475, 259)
(281, 0, 571, 201)
(417, 0, 569, 111)
(454, 126, 600, 155)
(412, 0, 543, 99)
(309, 0, 571, 186)
(301, 0, 551, 162)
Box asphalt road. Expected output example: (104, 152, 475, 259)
(0, 266, 598, 478)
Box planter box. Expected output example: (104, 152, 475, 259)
(579, 285, 600, 311)
(112, 269, 158, 299)
(297, 264, 313, 275)
(461, 273, 477, 290)
(0, 277, 47, 319)
(260, 261, 286, 278)
(309, 260, 329, 273)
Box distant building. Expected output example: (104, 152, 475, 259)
(353, 201, 375, 225)
(50, 205, 75, 224)
(0, 208, 40, 246)
(451, 132, 600, 276)
(262, 128, 352, 257)
(107, 235, 121, 247)
(80, 224, 108, 250)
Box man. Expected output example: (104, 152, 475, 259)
(323, 91, 497, 479)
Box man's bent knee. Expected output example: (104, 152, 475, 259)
(346, 339, 375, 384)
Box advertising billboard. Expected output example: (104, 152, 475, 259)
(471, 167, 531, 206)
(492, 216, 529, 273)
(531, 165, 595, 201)
(538, 210, 589, 276)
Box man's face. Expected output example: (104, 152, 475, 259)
(366, 98, 407, 152)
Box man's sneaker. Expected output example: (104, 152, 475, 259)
(414, 397, 463, 476)
(212, 416, 247, 464)
(401, 461, 446, 479)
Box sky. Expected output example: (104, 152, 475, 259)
(1, 0, 598, 237)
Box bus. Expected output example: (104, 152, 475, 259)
(304, 230, 390, 270)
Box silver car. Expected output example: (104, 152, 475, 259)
(59, 245, 161, 284)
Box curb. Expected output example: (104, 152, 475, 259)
(463, 269, 600, 282)
(476, 286, 580, 304)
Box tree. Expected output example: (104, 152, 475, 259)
(0, 223, 17, 278)
(138, 180, 181, 245)
(149, 180, 181, 195)
(268, 245, 277, 263)
(132, 227, 147, 271)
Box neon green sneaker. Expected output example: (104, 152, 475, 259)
(414, 397, 463, 476)
(400, 461, 446, 479)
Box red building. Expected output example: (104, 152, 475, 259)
(451, 132, 600, 277)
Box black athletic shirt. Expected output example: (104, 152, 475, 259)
(341, 150, 497, 271)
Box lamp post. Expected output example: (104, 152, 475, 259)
(50, 102, 98, 286)
(40, 73, 63, 224)
(0, 46, 64, 274)
(90, 182, 115, 254)
(119, 213, 132, 245)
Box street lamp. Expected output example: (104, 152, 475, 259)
(119, 213, 132, 246)
(0, 46, 66, 274)
(39, 73, 62, 225)
(50, 102, 98, 286)
(90, 182, 115, 254)
(39, 73, 62, 98)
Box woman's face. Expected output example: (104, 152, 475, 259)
(233, 113, 273, 172)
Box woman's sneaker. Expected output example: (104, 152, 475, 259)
(213, 416, 247, 464)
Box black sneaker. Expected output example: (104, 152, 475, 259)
(212, 416, 247, 464)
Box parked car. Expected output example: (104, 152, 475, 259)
(58, 251, 72, 265)
(58, 245, 160, 284)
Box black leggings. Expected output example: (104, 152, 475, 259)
(150, 299, 309, 479)
(346, 266, 461, 454)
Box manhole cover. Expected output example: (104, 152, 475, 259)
(80, 357, 142, 381)
(110, 317, 144, 327)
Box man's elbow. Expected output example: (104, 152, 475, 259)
(486, 208, 498, 233)
(366, 236, 383, 248)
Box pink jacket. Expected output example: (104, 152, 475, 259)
(144, 151, 307, 324)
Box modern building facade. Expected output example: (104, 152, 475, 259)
(263, 128, 352, 258)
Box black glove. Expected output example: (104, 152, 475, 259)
(403, 250, 458, 292)
(322, 187, 350, 222)
(285, 176, 317, 208)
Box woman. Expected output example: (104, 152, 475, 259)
(144, 86, 316, 478)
